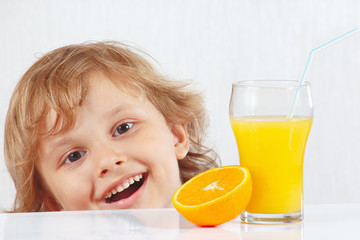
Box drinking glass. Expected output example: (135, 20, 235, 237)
(229, 80, 313, 224)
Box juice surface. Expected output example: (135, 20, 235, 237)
(230, 116, 312, 214)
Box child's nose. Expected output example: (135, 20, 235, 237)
(98, 160, 123, 178)
(95, 142, 126, 178)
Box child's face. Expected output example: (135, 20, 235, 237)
(37, 72, 188, 211)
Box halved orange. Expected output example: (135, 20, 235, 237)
(172, 165, 252, 227)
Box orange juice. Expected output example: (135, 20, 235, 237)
(230, 116, 312, 214)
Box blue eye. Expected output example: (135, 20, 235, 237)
(113, 123, 133, 136)
(65, 151, 85, 164)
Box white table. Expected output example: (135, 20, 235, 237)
(1, 204, 359, 239)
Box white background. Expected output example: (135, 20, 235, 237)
(1, 0, 359, 211)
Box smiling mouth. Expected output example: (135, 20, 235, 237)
(104, 173, 146, 204)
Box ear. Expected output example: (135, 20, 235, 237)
(42, 193, 62, 211)
(171, 124, 189, 159)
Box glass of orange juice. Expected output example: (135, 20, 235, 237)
(229, 80, 313, 224)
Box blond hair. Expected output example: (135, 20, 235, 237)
(4, 41, 219, 212)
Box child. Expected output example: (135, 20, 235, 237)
(4, 41, 219, 212)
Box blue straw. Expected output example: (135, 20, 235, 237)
(287, 27, 359, 119)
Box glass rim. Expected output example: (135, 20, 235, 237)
(232, 80, 310, 90)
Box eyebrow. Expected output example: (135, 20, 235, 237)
(43, 134, 75, 160)
(103, 103, 135, 119)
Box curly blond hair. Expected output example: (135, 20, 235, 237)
(4, 41, 219, 212)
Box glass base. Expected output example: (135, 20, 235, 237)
(241, 211, 303, 224)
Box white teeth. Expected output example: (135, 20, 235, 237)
(123, 182, 130, 189)
(105, 174, 143, 200)
(136, 174, 143, 181)
(117, 185, 124, 192)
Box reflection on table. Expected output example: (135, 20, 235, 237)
(0, 204, 359, 240)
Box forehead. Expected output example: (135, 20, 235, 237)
(85, 73, 146, 112)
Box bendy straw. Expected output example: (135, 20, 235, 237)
(287, 28, 359, 119)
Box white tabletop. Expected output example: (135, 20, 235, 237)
(1, 204, 359, 239)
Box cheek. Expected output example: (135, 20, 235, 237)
(132, 126, 177, 160)
(140, 137, 178, 169)
(48, 172, 92, 210)
(132, 129, 181, 180)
